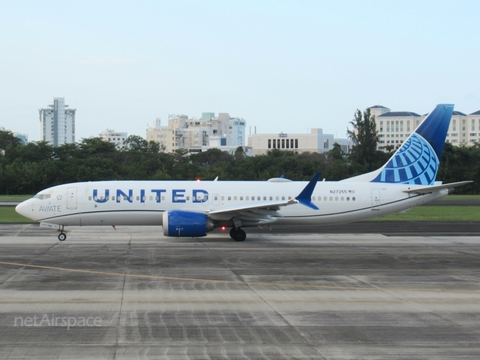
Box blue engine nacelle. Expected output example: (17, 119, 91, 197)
(162, 210, 214, 237)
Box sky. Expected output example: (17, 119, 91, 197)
(1, 0, 479, 142)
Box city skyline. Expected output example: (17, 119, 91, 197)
(1, 1, 479, 141)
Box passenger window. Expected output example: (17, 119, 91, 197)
(234, 196, 237, 200)
(269, 196, 272, 201)
(136, 196, 140, 201)
(329, 197, 333, 201)
(282, 196, 285, 200)
(352, 197, 356, 201)
(88, 196, 92, 201)
(162, 196, 165, 201)
(240, 196, 243, 201)
(228, 196, 231, 201)
(246, 196, 249, 201)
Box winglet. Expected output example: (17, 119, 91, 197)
(295, 172, 321, 210)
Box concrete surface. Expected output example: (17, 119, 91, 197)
(0, 224, 480, 359)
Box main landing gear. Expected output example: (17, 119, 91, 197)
(230, 227, 246, 242)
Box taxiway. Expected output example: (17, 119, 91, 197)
(0, 224, 479, 359)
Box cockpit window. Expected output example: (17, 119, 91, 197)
(34, 194, 51, 200)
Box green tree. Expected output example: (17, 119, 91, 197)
(122, 135, 149, 152)
(0, 130, 22, 152)
(347, 108, 379, 172)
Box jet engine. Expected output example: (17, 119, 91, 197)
(162, 210, 214, 237)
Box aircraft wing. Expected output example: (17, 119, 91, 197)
(208, 173, 321, 226)
(402, 181, 473, 194)
(207, 199, 297, 224)
(208, 199, 298, 215)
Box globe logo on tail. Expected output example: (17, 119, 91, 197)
(372, 133, 439, 185)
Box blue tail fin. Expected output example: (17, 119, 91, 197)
(371, 104, 454, 185)
(343, 104, 454, 185)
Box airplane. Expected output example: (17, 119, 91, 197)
(15, 104, 472, 242)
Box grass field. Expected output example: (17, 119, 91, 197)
(370, 206, 480, 222)
(0, 207, 35, 223)
(0, 195, 33, 201)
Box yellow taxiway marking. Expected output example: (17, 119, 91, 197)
(1, 260, 480, 296)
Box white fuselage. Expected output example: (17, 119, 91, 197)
(16, 180, 448, 227)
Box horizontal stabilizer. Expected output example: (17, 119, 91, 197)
(402, 181, 473, 194)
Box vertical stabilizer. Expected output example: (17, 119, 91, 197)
(343, 104, 454, 185)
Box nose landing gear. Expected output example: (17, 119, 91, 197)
(57, 225, 67, 241)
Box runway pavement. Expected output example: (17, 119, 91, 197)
(0, 224, 480, 359)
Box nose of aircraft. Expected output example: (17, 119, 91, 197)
(16, 200, 33, 219)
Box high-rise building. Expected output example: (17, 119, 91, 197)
(39, 97, 76, 146)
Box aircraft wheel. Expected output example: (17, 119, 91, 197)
(58, 233, 67, 241)
(230, 228, 246, 242)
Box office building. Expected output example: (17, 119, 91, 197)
(248, 128, 350, 156)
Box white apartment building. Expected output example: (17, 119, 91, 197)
(39, 97, 76, 146)
(146, 113, 247, 153)
(370, 105, 480, 151)
(248, 128, 346, 156)
(99, 129, 128, 148)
